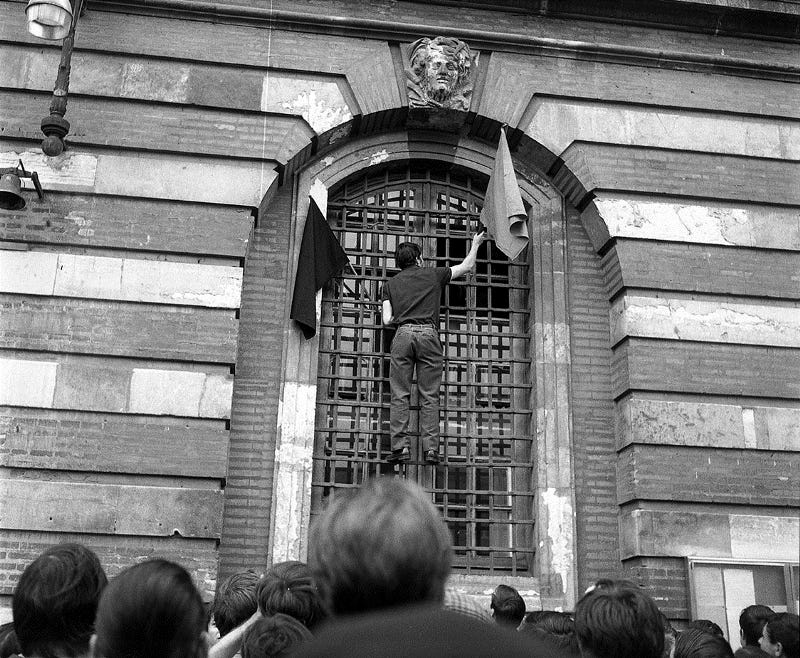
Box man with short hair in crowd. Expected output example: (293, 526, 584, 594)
(574, 578, 665, 658)
(298, 477, 560, 657)
(12, 543, 108, 658)
(257, 561, 327, 631)
(491, 584, 526, 629)
(212, 570, 261, 639)
(736, 605, 774, 657)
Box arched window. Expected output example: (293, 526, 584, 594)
(311, 160, 535, 574)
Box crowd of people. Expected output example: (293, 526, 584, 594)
(1, 478, 797, 657)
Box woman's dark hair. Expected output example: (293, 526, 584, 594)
(93, 559, 207, 658)
(257, 561, 327, 630)
(764, 613, 800, 658)
(12, 543, 107, 658)
(674, 629, 734, 658)
(395, 242, 421, 269)
(739, 604, 774, 646)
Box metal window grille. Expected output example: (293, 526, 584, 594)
(310, 161, 535, 574)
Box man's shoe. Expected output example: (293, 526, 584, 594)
(424, 449, 441, 465)
(387, 447, 411, 464)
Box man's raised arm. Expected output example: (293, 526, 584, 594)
(450, 230, 486, 280)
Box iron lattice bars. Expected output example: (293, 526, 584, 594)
(310, 161, 535, 574)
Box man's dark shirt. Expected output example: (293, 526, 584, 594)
(382, 266, 451, 326)
(296, 605, 566, 658)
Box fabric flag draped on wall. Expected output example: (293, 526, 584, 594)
(479, 126, 529, 260)
(290, 179, 350, 339)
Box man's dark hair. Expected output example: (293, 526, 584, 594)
(12, 542, 108, 658)
(395, 242, 421, 269)
(257, 561, 327, 630)
(763, 612, 799, 658)
(241, 613, 313, 658)
(688, 619, 725, 638)
(674, 628, 734, 658)
(574, 579, 664, 658)
(519, 610, 580, 655)
(491, 584, 526, 627)
(212, 570, 260, 637)
(739, 604, 774, 646)
(93, 558, 207, 658)
(308, 477, 452, 616)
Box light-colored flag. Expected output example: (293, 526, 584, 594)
(480, 126, 528, 260)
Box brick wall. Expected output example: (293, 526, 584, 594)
(566, 205, 621, 591)
(217, 187, 294, 581)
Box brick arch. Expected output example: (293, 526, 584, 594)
(232, 117, 588, 608)
(221, 113, 610, 608)
(276, 108, 597, 223)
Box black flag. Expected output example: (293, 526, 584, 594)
(290, 188, 350, 339)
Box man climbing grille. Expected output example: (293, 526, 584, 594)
(382, 231, 486, 465)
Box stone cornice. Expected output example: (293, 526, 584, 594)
(87, 0, 800, 81)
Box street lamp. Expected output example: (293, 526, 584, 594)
(25, 0, 74, 40)
(25, 0, 86, 156)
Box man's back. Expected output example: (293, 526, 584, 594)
(383, 265, 450, 326)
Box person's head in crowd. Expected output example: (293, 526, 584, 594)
(91, 558, 207, 658)
(690, 619, 726, 638)
(675, 629, 735, 658)
(574, 578, 665, 658)
(519, 610, 580, 656)
(13, 542, 108, 658)
(759, 613, 799, 658)
(257, 561, 327, 631)
(491, 584, 526, 628)
(241, 613, 312, 658)
(212, 569, 260, 638)
(0, 622, 21, 658)
(307, 477, 452, 616)
(739, 605, 775, 648)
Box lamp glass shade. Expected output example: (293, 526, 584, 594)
(26, 0, 73, 40)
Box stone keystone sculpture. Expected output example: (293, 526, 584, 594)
(406, 36, 474, 111)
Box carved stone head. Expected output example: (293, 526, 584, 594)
(407, 36, 474, 111)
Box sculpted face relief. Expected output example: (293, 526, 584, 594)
(407, 36, 474, 111)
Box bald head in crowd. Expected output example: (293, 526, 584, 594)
(307, 477, 452, 616)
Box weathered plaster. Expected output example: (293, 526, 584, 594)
(270, 381, 317, 563)
(620, 507, 800, 561)
(616, 395, 800, 451)
(611, 295, 800, 347)
(0, 250, 243, 308)
(586, 195, 800, 251)
(0, 148, 276, 206)
(262, 72, 353, 134)
(526, 98, 799, 160)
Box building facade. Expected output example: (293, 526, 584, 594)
(1, 0, 798, 634)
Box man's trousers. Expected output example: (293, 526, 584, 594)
(389, 323, 443, 452)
